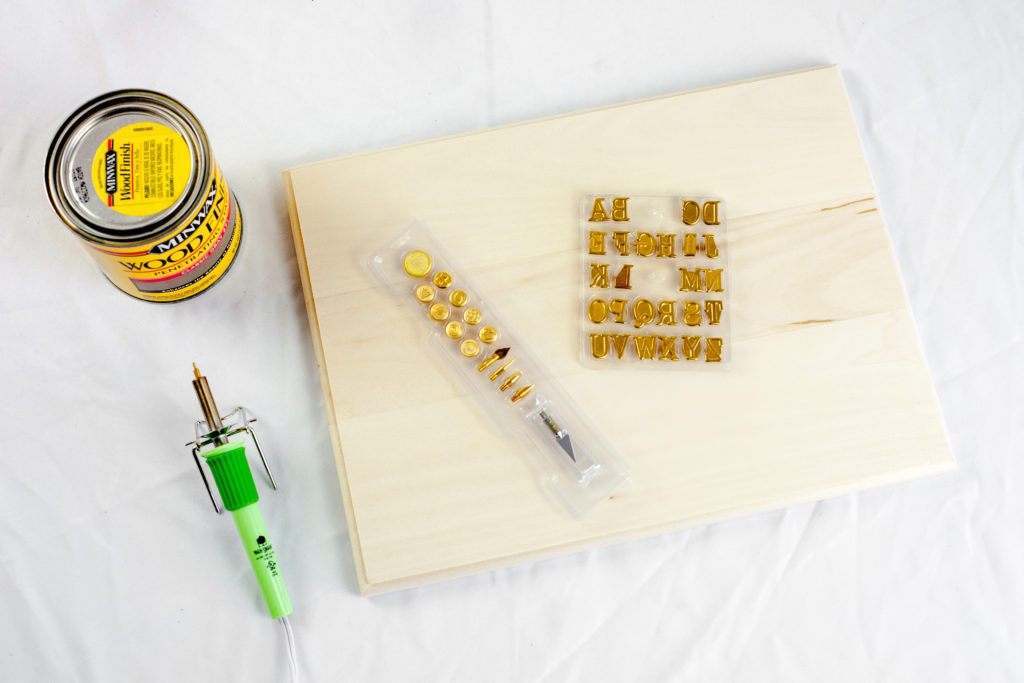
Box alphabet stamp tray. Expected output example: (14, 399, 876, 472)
(582, 195, 730, 367)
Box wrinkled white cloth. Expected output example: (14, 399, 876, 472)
(1, 1, 1021, 680)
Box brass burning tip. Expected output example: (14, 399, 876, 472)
(477, 346, 510, 372)
(499, 371, 522, 392)
(191, 363, 225, 442)
(488, 358, 515, 381)
(510, 384, 534, 403)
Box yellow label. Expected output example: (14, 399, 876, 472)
(91, 122, 191, 216)
(86, 162, 241, 302)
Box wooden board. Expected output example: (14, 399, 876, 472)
(283, 66, 953, 594)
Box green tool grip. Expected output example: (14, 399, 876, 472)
(231, 503, 292, 618)
(203, 441, 292, 618)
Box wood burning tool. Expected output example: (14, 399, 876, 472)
(186, 364, 292, 619)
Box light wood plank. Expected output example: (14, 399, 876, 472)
(284, 65, 953, 594)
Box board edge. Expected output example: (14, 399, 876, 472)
(283, 169, 371, 594)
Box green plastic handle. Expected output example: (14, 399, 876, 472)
(231, 503, 292, 618)
(203, 440, 292, 618)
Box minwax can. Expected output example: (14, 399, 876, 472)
(45, 90, 242, 302)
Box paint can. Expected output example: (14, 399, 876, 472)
(45, 90, 242, 302)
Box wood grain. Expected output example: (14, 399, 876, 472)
(283, 66, 953, 594)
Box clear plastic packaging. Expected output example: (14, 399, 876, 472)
(580, 194, 730, 367)
(368, 222, 629, 517)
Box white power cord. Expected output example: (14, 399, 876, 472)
(280, 616, 299, 683)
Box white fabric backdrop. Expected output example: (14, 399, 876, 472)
(2, 1, 1021, 680)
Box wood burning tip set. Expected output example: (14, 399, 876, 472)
(402, 248, 537, 406)
(369, 223, 629, 516)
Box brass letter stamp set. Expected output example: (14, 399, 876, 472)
(581, 195, 730, 367)
(369, 223, 629, 516)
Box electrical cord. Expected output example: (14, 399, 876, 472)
(280, 616, 299, 683)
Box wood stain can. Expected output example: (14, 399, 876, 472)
(45, 90, 242, 302)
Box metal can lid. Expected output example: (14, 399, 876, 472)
(45, 90, 208, 242)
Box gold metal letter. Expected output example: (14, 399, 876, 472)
(704, 300, 724, 325)
(612, 231, 630, 256)
(611, 197, 630, 221)
(705, 337, 723, 362)
(657, 336, 679, 361)
(589, 198, 609, 222)
(657, 300, 676, 325)
(705, 268, 723, 292)
(589, 263, 610, 288)
(633, 335, 658, 360)
(609, 298, 627, 323)
(588, 298, 608, 323)
(683, 301, 701, 326)
(588, 231, 606, 255)
(633, 299, 655, 329)
(656, 233, 676, 257)
(681, 335, 701, 360)
(702, 233, 719, 258)
(636, 232, 655, 257)
(702, 201, 720, 225)
(614, 264, 633, 289)
(681, 200, 700, 225)
(590, 333, 609, 359)
(682, 233, 697, 256)
(610, 334, 629, 358)
(678, 267, 701, 292)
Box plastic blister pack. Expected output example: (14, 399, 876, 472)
(368, 222, 629, 517)
(580, 194, 730, 367)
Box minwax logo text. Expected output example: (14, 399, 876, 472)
(147, 179, 218, 255)
(104, 149, 117, 197)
